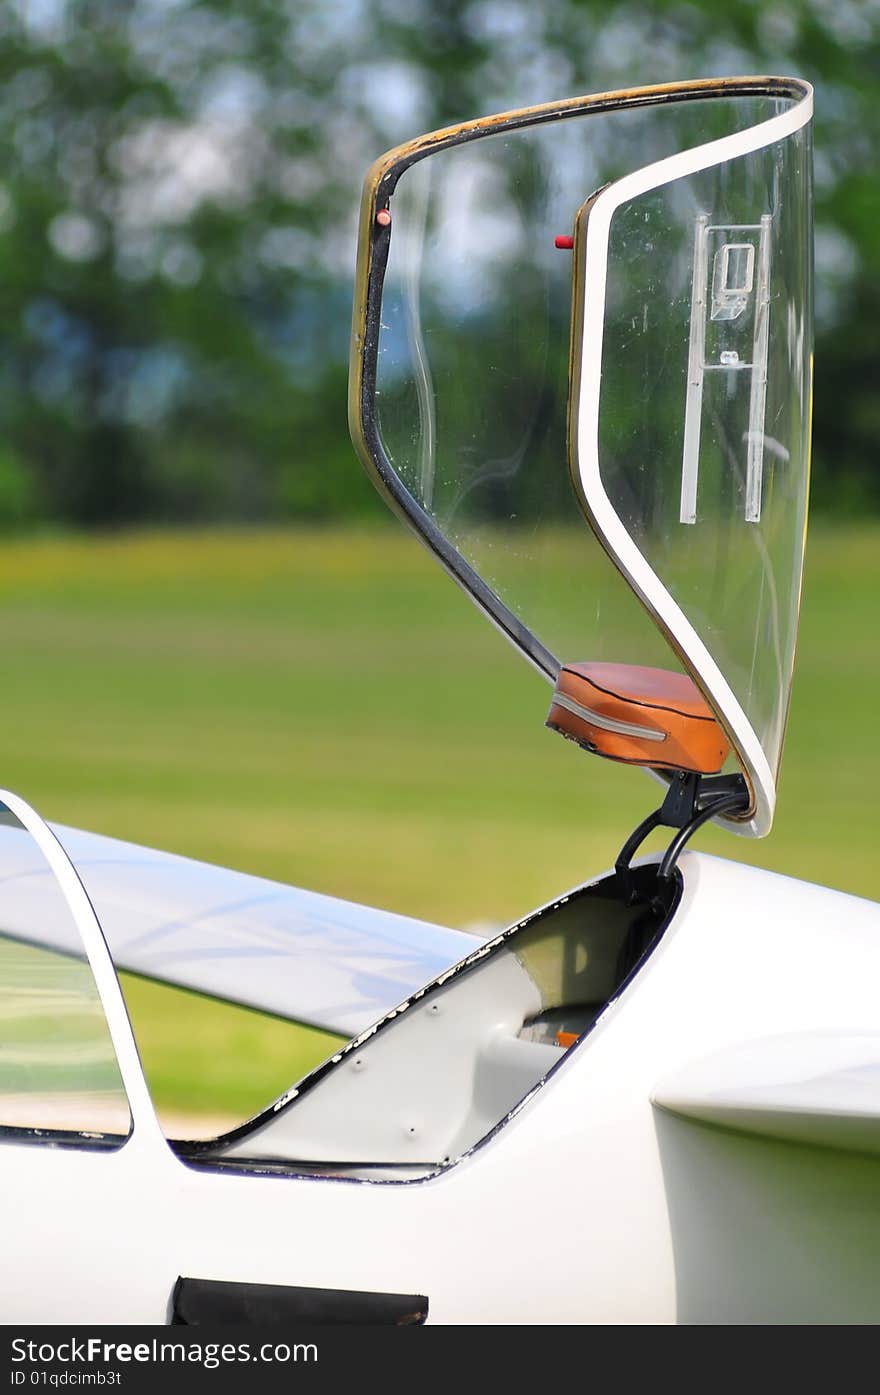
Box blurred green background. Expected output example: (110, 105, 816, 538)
(1, 1, 878, 1129)
(4, 521, 880, 1130)
(0, 0, 877, 527)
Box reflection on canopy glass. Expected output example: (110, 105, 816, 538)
(596, 121, 812, 779)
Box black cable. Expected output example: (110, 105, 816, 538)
(656, 790, 750, 882)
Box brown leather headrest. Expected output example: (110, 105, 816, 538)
(546, 661, 730, 774)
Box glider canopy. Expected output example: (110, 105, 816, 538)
(350, 77, 813, 836)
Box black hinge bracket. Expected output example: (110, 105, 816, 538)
(615, 770, 750, 905)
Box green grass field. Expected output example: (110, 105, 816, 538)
(0, 523, 876, 1128)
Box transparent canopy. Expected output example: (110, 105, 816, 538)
(0, 804, 130, 1141)
(573, 101, 812, 830)
(356, 81, 813, 833)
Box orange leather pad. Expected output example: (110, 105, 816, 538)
(546, 662, 730, 774)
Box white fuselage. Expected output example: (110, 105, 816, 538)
(3, 824, 880, 1324)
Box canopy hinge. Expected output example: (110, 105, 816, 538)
(615, 770, 750, 906)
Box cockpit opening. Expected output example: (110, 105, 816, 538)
(176, 863, 680, 1181)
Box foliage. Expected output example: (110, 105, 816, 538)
(0, 1, 877, 523)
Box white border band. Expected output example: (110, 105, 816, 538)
(0, 787, 167, 1150)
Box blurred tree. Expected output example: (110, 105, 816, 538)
(0, 0, 876, 525)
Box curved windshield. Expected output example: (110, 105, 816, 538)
(361, 82, 812, 834)
(0, 804, 131, 1143)
(574, 101, 812, 829)
(596, 129, 812, 780)
(372, 93, 799, 682)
